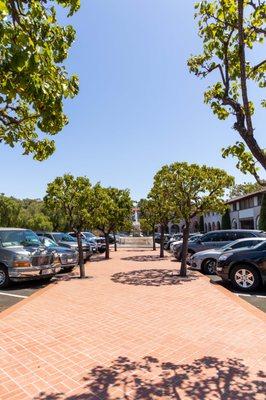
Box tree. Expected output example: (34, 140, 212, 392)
(0, 0, 79, 160)
(259, 193, 266, 231)
(0, 194, 21, 226)
(148, 179, 177, 258)
(91, 185, 133, 259)
(139, 199, 158, 251)
(152, 163, 234, 276)
(229, 182, 262, 198)
(221, 209, 232, 229)
(26, 213, 53, 232)
(188, 0, 266, 185)
(44, 174, 92, 278)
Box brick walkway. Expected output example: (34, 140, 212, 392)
(0, 249, 266, 400)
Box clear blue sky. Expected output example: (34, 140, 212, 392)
(2, 0, 264, 200)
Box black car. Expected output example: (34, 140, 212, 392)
(216, 240, 266, 291)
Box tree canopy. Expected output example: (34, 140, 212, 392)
(91, 185, 133, 258)
(0, 0, 79, 160)
(151, 162, 234, 274)
(188, 0, 266, 184)
(229, 182, 262, 198)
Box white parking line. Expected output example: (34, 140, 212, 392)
(0, 292, 28, 299)
(235, 293, 266, 298)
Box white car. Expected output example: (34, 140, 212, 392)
(190, 237, 266, 275)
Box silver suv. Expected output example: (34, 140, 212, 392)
(173, 229, 266, 261)
(0, 228, 61, 288)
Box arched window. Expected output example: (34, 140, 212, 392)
(204, 223, 207, 233)
(212, 222, 216, 231)
(208, 223, 211, 231)
(217, 221, 221, 230)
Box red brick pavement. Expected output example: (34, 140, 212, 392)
(0, 249, 265, 399)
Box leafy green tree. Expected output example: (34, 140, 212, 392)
(221, 209, 232, 230)
(139, 199, 158, 251)
(91, 185, 133, 259)
(0, 194, 21, 226)
(148, 180, 177, 258)
(26, 213, 53, 232)
(188, 0, 266, 184)
(259, 193, 266, 231)
(229, 182, 262, 198)
(0, 0, 79, 160)
(152, 163, 234, 276)
(44, 174, 92, 278)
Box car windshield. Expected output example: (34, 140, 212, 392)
(42, 237, 58, 248)
(189, 235, 201, 242)
(0, 230, 41, 247)
(54, 233, 76, 242)
(83, 232, 95, 239)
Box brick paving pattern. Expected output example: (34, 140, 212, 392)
(0, 249, 265, 399)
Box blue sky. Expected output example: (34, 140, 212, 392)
(2, 0, 264, 200)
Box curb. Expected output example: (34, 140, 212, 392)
(0, 280, 58, 320)
(200, 273, 266, 323)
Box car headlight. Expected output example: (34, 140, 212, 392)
(13, 255, 31, 268)
(218, 253, 233, 261)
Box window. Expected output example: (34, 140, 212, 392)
(239, 197, 254, 210)
(232, 203, 237, 211)
(235, 231, 255, 239)
(231, 240, 259, 249)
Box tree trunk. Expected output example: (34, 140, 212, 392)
(152, 229, 156, 251)
(77, 231, 85, 279)
(180, 222, 190, 277)
(105, 233, 110, 259)
(114, 232, 117, 252)
(159, 224, 165, 258)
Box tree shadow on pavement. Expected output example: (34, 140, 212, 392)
(111, 269, 198, 286)
(34, 355, 266, 400)
(121, 255, 170, 262)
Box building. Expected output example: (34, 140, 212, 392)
(203, 189, 266, 232)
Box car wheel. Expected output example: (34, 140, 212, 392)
(203, 259, 216, 275)
(0, 266, 10, 289)
(231, 264, 260, 292)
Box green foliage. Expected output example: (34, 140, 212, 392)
(259, 194, 266, 231)
(91, 185, 133, 235)
(151, 162, 234, 223)
(0, 0, 79, 160)
(188, 0, 266, 183)
(44, 174, 92, 232)
(0, 194, 21, 226)
(139, 198, 157, 235)
(229, 182, 262, 198)
(0, 194, 54, 230)
(221, 208, 231, 230)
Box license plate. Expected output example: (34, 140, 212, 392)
(41, 268, 53, 275)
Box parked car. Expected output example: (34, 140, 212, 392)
(164, 234, 183, 250)
(171, 233, 203, 252)
(216, 240, 266, 291)
(36, 232, 93, 260)
(173, 230, 266, 261)
(0, 228, 61, 288)
(190, 237, 266, 275)
(69, 231, 106, 254)
(155, 233, 171, 244)
(39, 236, 78, 273)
